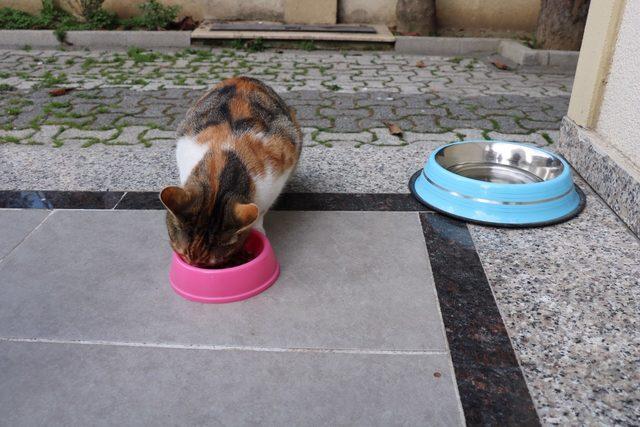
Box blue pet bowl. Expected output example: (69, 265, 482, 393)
(409, 140, 585, 227)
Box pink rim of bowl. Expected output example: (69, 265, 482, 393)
(169, 230, 280, 304)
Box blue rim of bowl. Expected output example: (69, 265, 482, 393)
(409, 140, 586, 227)
(408, 169, 586, 228)
(409, 140, 587, 228)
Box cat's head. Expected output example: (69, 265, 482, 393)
(160, 186, 258, 268)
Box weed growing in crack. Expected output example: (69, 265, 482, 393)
(127, 47, 159, 64)
(541, 132, 554, 144)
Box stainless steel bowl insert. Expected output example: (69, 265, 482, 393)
(435, 141, 564, 184)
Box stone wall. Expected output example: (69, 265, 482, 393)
(2, 0, 540, 34)
(595, 0, 640, 167)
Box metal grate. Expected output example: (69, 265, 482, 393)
(208, 23, 377, 34)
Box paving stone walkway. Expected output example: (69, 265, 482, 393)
(0, 47, 572, 191)
(0, 48, 570, 137)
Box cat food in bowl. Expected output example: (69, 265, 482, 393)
(169, 230, 279, 303)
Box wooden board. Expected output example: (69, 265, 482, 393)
(208, 23, 376, 34)
(192, 22, 395, 43)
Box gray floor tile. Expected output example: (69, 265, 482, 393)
(0, 209, 49, 259)
(0, 341, 463, 427)
(0, 210, 446, 351)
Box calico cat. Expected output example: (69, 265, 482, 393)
(160, 77, 302, 268)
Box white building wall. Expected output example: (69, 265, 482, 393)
(596, 0, 640, 165)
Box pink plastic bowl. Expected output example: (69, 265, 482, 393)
(169, 230, 279, 303)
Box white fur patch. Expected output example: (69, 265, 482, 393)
(253, 166, 293, 215)
(176, 136, 209, 185)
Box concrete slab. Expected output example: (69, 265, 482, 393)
(498, 40, 578, 70)
(0, 209, 49, 259)
(498, 40, 539, 66)
(395, 36, 501, 55)
(0, 30, 59, 48)
(65, 31, 191, 48)
(0, 30, 190, 49)
(192, 23, 395, 43)
(548, 50, 579, 70)
(0, 210, 446, 351)
(0, 341, 463, 426)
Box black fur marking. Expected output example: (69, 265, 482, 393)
(241, 77, 291, 119)
(248, 95, 276, 132)
(191, 84, 237, 134)
(207, 151, 251, 238)
(232, 117, 259, 134)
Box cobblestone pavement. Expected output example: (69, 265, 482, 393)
(0, 47, 572, 191)
(0, 48, 570, 147)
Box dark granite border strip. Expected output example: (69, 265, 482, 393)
(273, 193, 426, 211)
(0, 190, 125, 210)
(420, 212, 539, 426)
(0, 191, 429, 212)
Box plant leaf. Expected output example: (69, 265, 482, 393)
(48, 88, 74, 97)
(491, 60, 510, 71)
(383, 121, 403, 137)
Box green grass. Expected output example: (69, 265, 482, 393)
(82, 58, 97, 70)
(230, 39, 245, 50)
(0, 83, 15, 92)
(46, 101, 71, 109)
(0, 135, 20, 144)
(522, 34, 539, 49)
(40, 71, 68, 87)
(106, 73, 128, 85)
(299, 40, 317, 51)
(190, 49, 214, 62)
(541, 132, 554, 144)
(6, 107, 21, 115)
(127, 47, 159, 63)
(1, 0, 179, 32)
(29, 114, 44, 130)
(244, 37, 267, 53)
(448, 56, 463, 64)
(173, 75, 187, 85)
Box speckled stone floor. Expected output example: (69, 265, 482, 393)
(1, 46, 638, 425)
(469, 177, 640, 425)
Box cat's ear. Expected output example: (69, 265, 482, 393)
(160, 186, 193, 219)
(233, 202, 259, 232)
